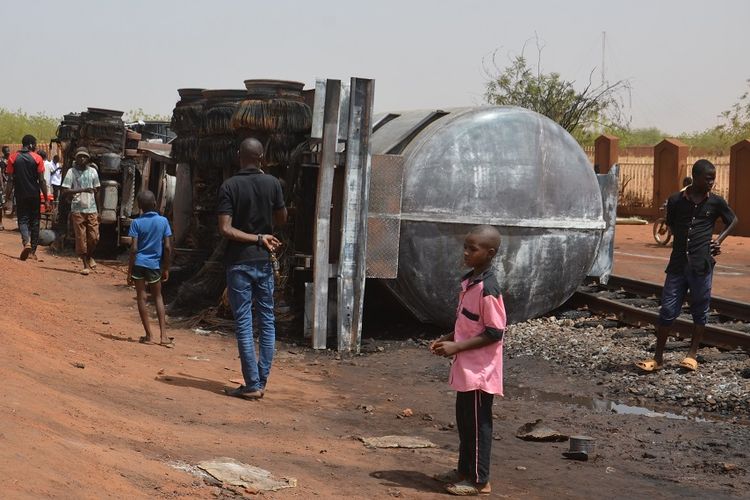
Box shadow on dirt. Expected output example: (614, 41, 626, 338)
(156, 373, 228, 395)
(92, 331, 139, 343)
(370, 470, 445, 495)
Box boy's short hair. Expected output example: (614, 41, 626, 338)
(692, 159, 715, 178)
(468, 225, 502, 251)
(137, 190, 157, 210)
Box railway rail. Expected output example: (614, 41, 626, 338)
(568, 274, 750, 350)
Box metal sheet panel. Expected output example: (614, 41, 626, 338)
(366, 154, 404, 278)
(370, 110, 442, 155)
(588, 164, 620, 283)
(310, 79, 327, 140)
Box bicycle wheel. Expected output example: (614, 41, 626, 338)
(653, 219, 672, 245)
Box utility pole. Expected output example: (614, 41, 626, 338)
(601, 31, 606, 86)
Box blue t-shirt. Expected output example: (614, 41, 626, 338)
(128, 211, 172, 270)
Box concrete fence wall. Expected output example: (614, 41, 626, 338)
(591, 135, 749, 236)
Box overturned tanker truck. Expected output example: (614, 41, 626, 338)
(164, 78, 617, 351)
(368, 105, 617, 327)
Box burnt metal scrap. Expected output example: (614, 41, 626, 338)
(168, 80, 313, 313)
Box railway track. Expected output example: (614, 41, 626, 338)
(568, 275, 750, 350)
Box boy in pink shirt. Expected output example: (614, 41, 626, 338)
(431, 225, 506, 496)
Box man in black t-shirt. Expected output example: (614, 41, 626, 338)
(636, 160, 738, 373)
(4, 135, 50, 260)
(217, 137, 287, 400)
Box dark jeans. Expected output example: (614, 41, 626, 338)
(658, 267, 713, 326)
(16, 196, 40, 252)
(456, 390, 494, 484)
(226, 261, 276, 392)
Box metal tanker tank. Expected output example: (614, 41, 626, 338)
(369, 105, 607, 326)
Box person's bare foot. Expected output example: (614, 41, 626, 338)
(88, 257, 97, 269)
(80, 268, 90, 276)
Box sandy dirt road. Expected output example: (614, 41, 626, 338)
(0, 220, 748, 499)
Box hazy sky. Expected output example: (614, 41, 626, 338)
(4, 0, 748, 134)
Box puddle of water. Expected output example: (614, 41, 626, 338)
(506, 384, 707, 422)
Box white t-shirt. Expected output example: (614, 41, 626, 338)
(50, 161, 63, 186)
(43, 160, 55, 187)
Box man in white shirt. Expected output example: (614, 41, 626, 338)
(61, 147, 101, 275)
(38, 150, 52, 186)
(50, 154, 63, 202)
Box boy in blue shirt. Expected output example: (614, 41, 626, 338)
(127, 190, 174, 347)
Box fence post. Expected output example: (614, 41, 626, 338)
(594, 134, 619, 174)
(729, 139, 750, 237)
(653, 138, 688, 213)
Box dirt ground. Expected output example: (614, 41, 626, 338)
(0, 220, 748, 499)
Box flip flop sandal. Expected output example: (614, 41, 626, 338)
(679, 357, 698, 371)
(634, 359, 663, 372)
(434, 470, 464, 483)
(445, 480, 490, 496)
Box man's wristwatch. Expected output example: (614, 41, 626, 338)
(257, 234, 264, 247)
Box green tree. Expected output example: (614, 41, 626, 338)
(484, 47, 628, 141)
(125, 108, 170, 122)
(715, 79, 750, 144)
(0, 108, 60, 145)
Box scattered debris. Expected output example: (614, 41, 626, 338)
(71, 362, 85, 369)
(516, 419, 568, 442)
(197, 457, 297, 493)
(360, 436, 436, 449)
(516, 466, 527, 471)
(397, 408, 413, 419)
(358, 404, 375, 414)
(506, 316, 750, 415)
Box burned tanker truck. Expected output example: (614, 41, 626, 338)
(164, 77, 617, 353)
(368, 106, 617, 327)
(52, 109, 175, 250)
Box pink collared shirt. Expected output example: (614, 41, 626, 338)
(449, 270, 507, 396)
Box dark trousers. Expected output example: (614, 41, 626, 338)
(658, 268, 713, 326)
(456, 390, 494, 484)
(16, 196, 40, 252)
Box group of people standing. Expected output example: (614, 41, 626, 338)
(0, 133, 739, 497)
(1, 135, 101, 268)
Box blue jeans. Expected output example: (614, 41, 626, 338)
(17, 196, 40, 252)
(226, 262, 276, 391)
(658, 267, 713, 326)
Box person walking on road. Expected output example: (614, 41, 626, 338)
(636, 159, 738, 373)
(0, 145, 10, 230)
(217, 137, 286, 400)
(4, 135, 50, 260)
(61, 147, 101, 275)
